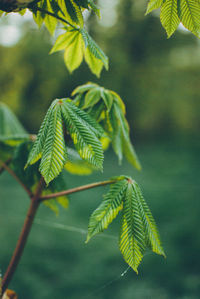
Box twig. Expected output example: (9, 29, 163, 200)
(39, 179, 116, 201)
(0, 160, 33, 197)
(0, 158, 12, 175)
(1, 177, 45, 296)
(29, 6, 77, 29)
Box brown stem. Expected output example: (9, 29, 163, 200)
(1, 177, 45, 296)
(0, 158, 12, 175)
(40, 179, 116, 201)
(0, 160, 33, 198)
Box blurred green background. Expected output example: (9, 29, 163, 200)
(1, 0, 200, 298)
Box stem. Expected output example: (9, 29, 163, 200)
(0, 158, 12, 175)
(30, 6, 77, 29)
(40, 179, 116, 201)
(1, 177, 45, 296)
(0, 160, 33, 198)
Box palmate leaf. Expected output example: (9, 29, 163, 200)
(71, 82, 141, 170)
(86, 176, 165, 273)
(86, 179, 127, 242)
(50, 29, 108, 77)
(26, 98, 104, 183)
(61, 99, 104, 170)
(146, 0, 200, 37)
(160, 0, 180, 37)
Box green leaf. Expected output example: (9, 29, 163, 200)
(145, 0, 164, 15)
(44, 0, 58, 35)
(178, 0, 200, 36)
(86, 179, 127, 242)
(50, 30, 78, 54)
(0, 103, 27, 137)
(111, 103, 141, 170)
(26, 102, 53, 166)
(63, 30, 84, 72)
(71, 82, 98, 96)
(81, 29, 108, 69)
(61, 99, 104, 170)
(84, 47, 104, 77)
(39, 102, 67, 184)
(88, 0, 100, 18)
(65, 146, 94, 175)
(132, 182, 165, 257)
(160, 0, 180, 37)
(119, 182, 146, 273)
(83, 88, 101, 109)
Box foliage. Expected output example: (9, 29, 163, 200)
(4, 0, 200, 295)
(146, 0, 200, 38)
(86, 176, 165, 273)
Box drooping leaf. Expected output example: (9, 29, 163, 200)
(26, 102, 53, 166)
(86, 179, 127, 242)
(44, 0, 58, 35)
(160, 0, 180, 37)
(132, 181, 165, 256)
(178, 0, 200, 37)
(39, 103, 67, 184)
(119, 182, 146, 273)
(61, 99, 104, 170)
(63, 30, 84, 72)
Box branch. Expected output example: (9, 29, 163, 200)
(1, 177, 45, 296)
(39, 179, 116, 201)
(29, 6, 77, 29)
(0, 158, 12, 175)
(0, 160, 33, 198)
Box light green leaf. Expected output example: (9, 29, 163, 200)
(84, 47, 104, 77)
(39, 103, 67, 184)
(50, 30, 79, 54)
(83, 88, 101, 109)
(44, 0, 58, 35)
(145, 0, 164, 15)
(178, 0, 200, 36)
(86, 179, 127, 242)
(101, 89, 113, 112)
(160, 0, 180, 37)
(71, 82, 98, 96)
(64, 30, 84, 72)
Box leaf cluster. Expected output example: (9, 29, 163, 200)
(146, 0, 200, 38)
(26, 98, 104, 184)
(86, 176, 165, 273)
(72, 83, 141, 170)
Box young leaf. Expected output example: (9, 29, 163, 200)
(61, 99, 104, 170)
(86, 179, 127, 242)
(119, 182, 146, 273)
(160, 0, 180, 37)
(44, 0, 58, 35)
(26, 102, 53, 166)
(39, 103, 67, 184)
(145, 0, 164, 15)
(132, 182, 165, 257)
(178, 0, 200, 37)
(84, 47, 104, 77)
(0, 102, 27, 137)
(63, 30, 84, 72)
